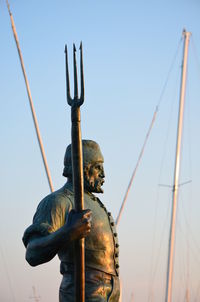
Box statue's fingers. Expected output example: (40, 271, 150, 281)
(82, 211, 92, 223)
(87, 222, 91, 229)
(82, 209, 92, 218)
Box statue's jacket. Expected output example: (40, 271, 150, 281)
(23, 182, 119, 277)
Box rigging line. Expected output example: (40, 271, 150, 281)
(181, 194, 191, 300)
(176, 215, 200, 267)
(180, 97, 193, 301)
(147, 191, 171, 302)
(115, 38, 182, 227)
(194, 280, 200, 302)
(116, 106, 157, 226)
(181, 194, 200, 257)
(5, 0, 54, 192)
(177, 198, 187, 293)
(157, 37, 183, 108)
(148, 69, 180, 302)
(176, 208, 197, 302)
(0, 245, 16, 302)
(191, 36, 200, 81)
(178, 114, 199, 261)
(147, 190, 161, 302)
(148, 57, 182, 302)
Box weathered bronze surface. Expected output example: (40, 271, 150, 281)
(23, 43, 120, 302)
(23, 140, 120, 301)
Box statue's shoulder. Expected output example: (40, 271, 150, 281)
(36, 183, 74, 213)
(23, 184, 74, 246)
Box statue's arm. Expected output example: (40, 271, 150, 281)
(25, 209, 91, 267)
(26, 222, 70, 266)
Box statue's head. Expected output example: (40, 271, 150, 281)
(63, 140, 105, 193)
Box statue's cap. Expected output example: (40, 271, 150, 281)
(63, 140, 104, 177)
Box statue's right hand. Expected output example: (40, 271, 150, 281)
(65, 209, 92, 241)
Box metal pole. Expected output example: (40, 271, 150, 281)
(6, 0, 54, 192)
(165, 29, 191, 302)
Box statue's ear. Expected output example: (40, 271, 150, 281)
(84, 164, 93, 178)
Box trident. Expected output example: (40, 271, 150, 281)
(65, 43, 85, 302)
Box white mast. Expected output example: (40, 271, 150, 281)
(165, 29, 191, 302)
(6, 0, 54, 192)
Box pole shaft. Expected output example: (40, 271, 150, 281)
(71, 106, 85, 302)
(165, 29, 191, 302)
(6, 1, 54, 192)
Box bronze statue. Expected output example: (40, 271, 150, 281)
(23, 140, 120, 301)
(23, 44, 120, 301)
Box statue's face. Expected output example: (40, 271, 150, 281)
(84, 161, 105, 193)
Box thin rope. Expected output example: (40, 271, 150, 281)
(6, 0, 54, 192)
(147, 191, 171, 302)
(191, 37, 200, 81)
(0, 245, 16, 302)
(177, 196, 188, 299)
(116, 38, 182, 226)
(116, 106, 158, 226)
(147, 40, 182, 301)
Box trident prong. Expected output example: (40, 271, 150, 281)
(65, 43, 84, 107)
(80, 42, 84, 102)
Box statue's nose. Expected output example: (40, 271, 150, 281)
(101, 169, 105, 178)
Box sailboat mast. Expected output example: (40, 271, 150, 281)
(6, 0, 54, 192)
(165, 29, 191, 302)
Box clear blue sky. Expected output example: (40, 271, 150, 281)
(0, 0, 200, 301)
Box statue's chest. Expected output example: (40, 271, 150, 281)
(84, 194, 117, 251)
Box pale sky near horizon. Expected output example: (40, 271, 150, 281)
(1, 1, 200, 301)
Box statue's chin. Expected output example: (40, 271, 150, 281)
(94, 187, 104, 194)
(84, 179, 104, 194)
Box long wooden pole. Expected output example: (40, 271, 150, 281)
(165, 29, 191, 302)
(71, 105, 85, 302)
(6, 0, 54, 192)
(65, 43, 85, 302)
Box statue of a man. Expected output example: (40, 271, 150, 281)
(23, 140, 120, 302)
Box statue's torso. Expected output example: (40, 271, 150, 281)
(23, 182, 119, 276)
(58, 184, 119, 276)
